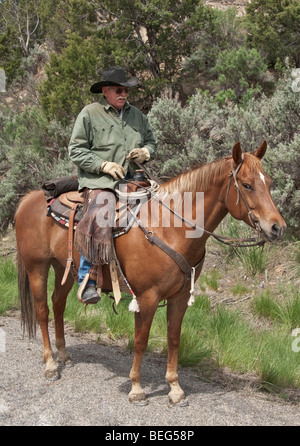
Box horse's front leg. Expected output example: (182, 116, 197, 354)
(129, 299, 157, 404)
(166, 296, 188, 405)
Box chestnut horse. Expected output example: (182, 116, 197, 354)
(15, 142, 286, 405)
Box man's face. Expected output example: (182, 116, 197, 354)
(102, 86, 129, 110)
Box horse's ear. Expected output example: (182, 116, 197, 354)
(253, 141, 267, 160)
(232, 142, 242, 166)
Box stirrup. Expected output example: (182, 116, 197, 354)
(81, 286, 100, 304)
(77, 274, 101, 304)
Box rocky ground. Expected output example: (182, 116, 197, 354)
(0, 314, 299, 427)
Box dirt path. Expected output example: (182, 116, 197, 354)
(0, 314, 299, 427)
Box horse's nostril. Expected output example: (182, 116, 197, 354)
(271, 223, 280, 236)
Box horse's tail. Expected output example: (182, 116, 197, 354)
(17, 253, 36, 338)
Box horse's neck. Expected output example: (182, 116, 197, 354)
(174, 161, 230, 233)
(155, 161, 230, 262)
(201, 183, 229, 234)
(181, 181, 228, 260)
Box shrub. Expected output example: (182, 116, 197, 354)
(0, 106, 74, 232)
(148, 89, 229, 178)
(210, 47, 271, 105)
(148, 72, 300, 236)
(245, 0, 300, 68)
(39, 32, 102, 125)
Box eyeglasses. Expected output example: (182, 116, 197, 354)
(111, 87, 129, 95)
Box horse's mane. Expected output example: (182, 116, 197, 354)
(156, 153, 262, 198)
(156, 157, 230, 198)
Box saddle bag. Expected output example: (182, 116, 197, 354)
(42, 176, 79, 202)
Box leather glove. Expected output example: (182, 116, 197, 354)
(100, 161, 125, 180)
(126, 147, 150, 163)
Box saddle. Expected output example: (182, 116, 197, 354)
(45, 177, 152, 304)
(60, 190, 85, 207)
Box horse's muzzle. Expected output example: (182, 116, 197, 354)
(260, 221, 287, 242)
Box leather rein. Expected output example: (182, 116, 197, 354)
(130, 159, 266, 249)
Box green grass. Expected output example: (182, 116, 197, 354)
(237, 246, 268, 276)
(208, 306, 257, 372)
(231, 282, 250, 296)
(251, 287, 300, 329)
(0, 258, 19, 314)
(218, 215, 269, 276)
(258, 328, 300, 391)
(295, 243, 300, 265)
(1, 259, 300, 393)
(199, 269, 219, 291)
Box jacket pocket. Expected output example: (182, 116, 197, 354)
(92, 124, 114, 149)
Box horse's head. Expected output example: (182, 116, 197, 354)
(225, 141, 286, 241)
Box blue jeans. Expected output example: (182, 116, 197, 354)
(78, 255, 96, 287)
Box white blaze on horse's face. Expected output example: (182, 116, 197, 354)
(259, 172, 266, 185)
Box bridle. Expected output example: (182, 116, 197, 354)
(225, 153, 262, 235)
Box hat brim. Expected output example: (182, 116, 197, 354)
(90, 77, 139, 94)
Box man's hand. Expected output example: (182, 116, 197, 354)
(126, 147, 150, 163)
(100, 161, 125, 180)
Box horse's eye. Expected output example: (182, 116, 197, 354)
(242, 183, 253, 191)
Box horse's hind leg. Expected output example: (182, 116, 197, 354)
(27, 263, 58, 379)
(51, 260, 74, 366)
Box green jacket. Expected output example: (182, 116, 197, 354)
(68, 96, 157, 190)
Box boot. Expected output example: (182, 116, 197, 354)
(81, 285, 100, 304)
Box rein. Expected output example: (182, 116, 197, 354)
(125, 159, 265, 249)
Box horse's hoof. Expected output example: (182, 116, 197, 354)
(58, 357, 72, 368)
(176, 399, 189, 407)
(44, 370, 59, 381)
(44, 364, 59, 381)
(168, 391, 187, 406)
(132, 400, 149, 406)
(129, 391, 147, 405)
(57, 351, 72, 366)
(168, 397, 189, 407)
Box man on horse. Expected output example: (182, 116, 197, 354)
(68, 66, 157, 304)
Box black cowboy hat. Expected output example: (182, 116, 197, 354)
(90, 66, 139, 94)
